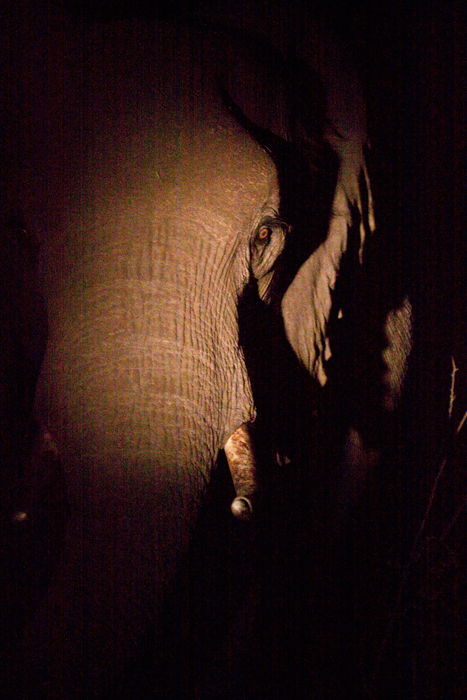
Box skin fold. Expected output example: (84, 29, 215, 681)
(1, 2, 410, 697)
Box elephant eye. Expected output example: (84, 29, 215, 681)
(250, 217, 289, 284)
(253, 218, 289, 248)
(256, 225, 272, 244)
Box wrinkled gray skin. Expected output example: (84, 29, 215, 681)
(2, 3, 409, 697)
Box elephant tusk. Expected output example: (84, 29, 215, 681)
(224, 423, 258, 521)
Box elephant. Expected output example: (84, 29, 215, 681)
(1, 1, 411, 697)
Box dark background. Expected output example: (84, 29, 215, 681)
(319, 2, 467, 697)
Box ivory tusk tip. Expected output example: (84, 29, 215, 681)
(231, 496, 253, 521)
(12, 510, 28, 523)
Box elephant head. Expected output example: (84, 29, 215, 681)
(2, 3, 410, 697)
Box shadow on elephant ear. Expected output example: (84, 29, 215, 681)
(223, 72, 340, 460)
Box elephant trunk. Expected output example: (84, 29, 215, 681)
(28, 269, 256, 697)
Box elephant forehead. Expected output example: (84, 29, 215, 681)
(153, 116, 280, 235)
(29, 93, 279, 302)
(38, 139, 279, 307)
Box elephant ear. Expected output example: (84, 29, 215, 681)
(382, 295, 412, 411)
(211, 27, 375, 386)
(281, 147, 375, 385)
